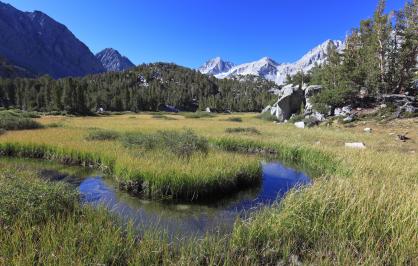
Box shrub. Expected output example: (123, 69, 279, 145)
(122, 129, 208, 158)
(86, 130, 120, 141)
(0, 111, 43, 130)
(225, 127, 261, 135)
(311, 86, 356, 115)
(225, 117, 243, 122)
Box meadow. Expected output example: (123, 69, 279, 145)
(0, 112, 417, 265)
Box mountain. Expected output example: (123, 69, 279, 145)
(0, 56, 34, 78)
(200, 40, 344, 85)
(0, 1, 105, 78)
(198, 57, 235, 75)
(96, 48, 135, 72)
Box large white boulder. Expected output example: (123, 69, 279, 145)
(270, 85, 305, 122)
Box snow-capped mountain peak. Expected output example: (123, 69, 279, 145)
(198, 57, 235, 75)
(200, 39, 344, 85)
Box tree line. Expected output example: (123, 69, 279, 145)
(290, 0, 418, 114)
(0, 63, 277, 114)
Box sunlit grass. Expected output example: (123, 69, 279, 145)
(0, 112, 417, 264)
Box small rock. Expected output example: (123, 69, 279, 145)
(389, 132, 395, 136)
(380, 104, 387, 109)
(294, 121, 305, 129)
(345, 142, 366, 149)
(343, 115, 354, 123)
(397, 133, 410, 142)
(364, 128, 372, 133)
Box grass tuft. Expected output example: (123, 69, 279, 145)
(151, 114, 177, 120)
(86, 130, 120, 141)
(0, 110, 43, 130)
(224, 117, 243, 122)
(225, 127, 260, 135)
(122, 129, 208, 158)
(182, 112, 216, 119)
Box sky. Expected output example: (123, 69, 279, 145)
(4, 0, 406, 68)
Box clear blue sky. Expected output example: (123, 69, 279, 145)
(4, 0, 406, 68)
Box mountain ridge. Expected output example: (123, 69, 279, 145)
(199, 40, 344, 85)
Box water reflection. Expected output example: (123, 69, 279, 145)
(74, 162, 311, 237)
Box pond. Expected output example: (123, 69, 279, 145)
(37, 161, 311, 237)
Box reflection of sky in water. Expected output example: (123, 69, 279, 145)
(78, 162, 311, 238)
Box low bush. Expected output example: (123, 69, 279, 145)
(0, 110, 43, 130)
(86, 130, 120, 141)
(122, 129, 208, 158)
(225, 127, 261, 135)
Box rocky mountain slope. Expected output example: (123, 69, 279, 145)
(0, 1, 105, 78)
(199, 40, 344, 85)
(96, 48, 135, 72)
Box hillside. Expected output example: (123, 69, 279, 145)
(0, 63, 278, 113)
(0, 1, 105, 78)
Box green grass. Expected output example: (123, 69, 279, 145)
(151, 114, 177, 120)
(0, 113, 417, 264)
(0, 166, 78, 226)
(0, 110, 43, 130)
(86, 129, 121, 141)
(225, 127, 261, 135)
(224, 117, 243, 122)
(256, 111, 278, 122)
(182, 112, 216, 119)
(122, 129, 209, 158)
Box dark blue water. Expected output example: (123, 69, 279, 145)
(77, 162, 311, 237)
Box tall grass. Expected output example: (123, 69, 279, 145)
(225, 127, 261, 135)
(86, 129, 120, 141)
(0, 113, 416, 264)
(0, 167, 78, 226)
(0, 110, 43, 130)
(122, 129, 209, 158)
(182, 112, 216, 119)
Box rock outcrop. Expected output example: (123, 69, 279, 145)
(304, 85, 322, 115)
(270, 84, 305, 121)
(96, 48, 135, 72)
(380, 94, 418, 116)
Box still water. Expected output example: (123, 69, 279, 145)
(39, 161, 311, 237)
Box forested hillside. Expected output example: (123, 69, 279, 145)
(0, 63, 278, 114)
